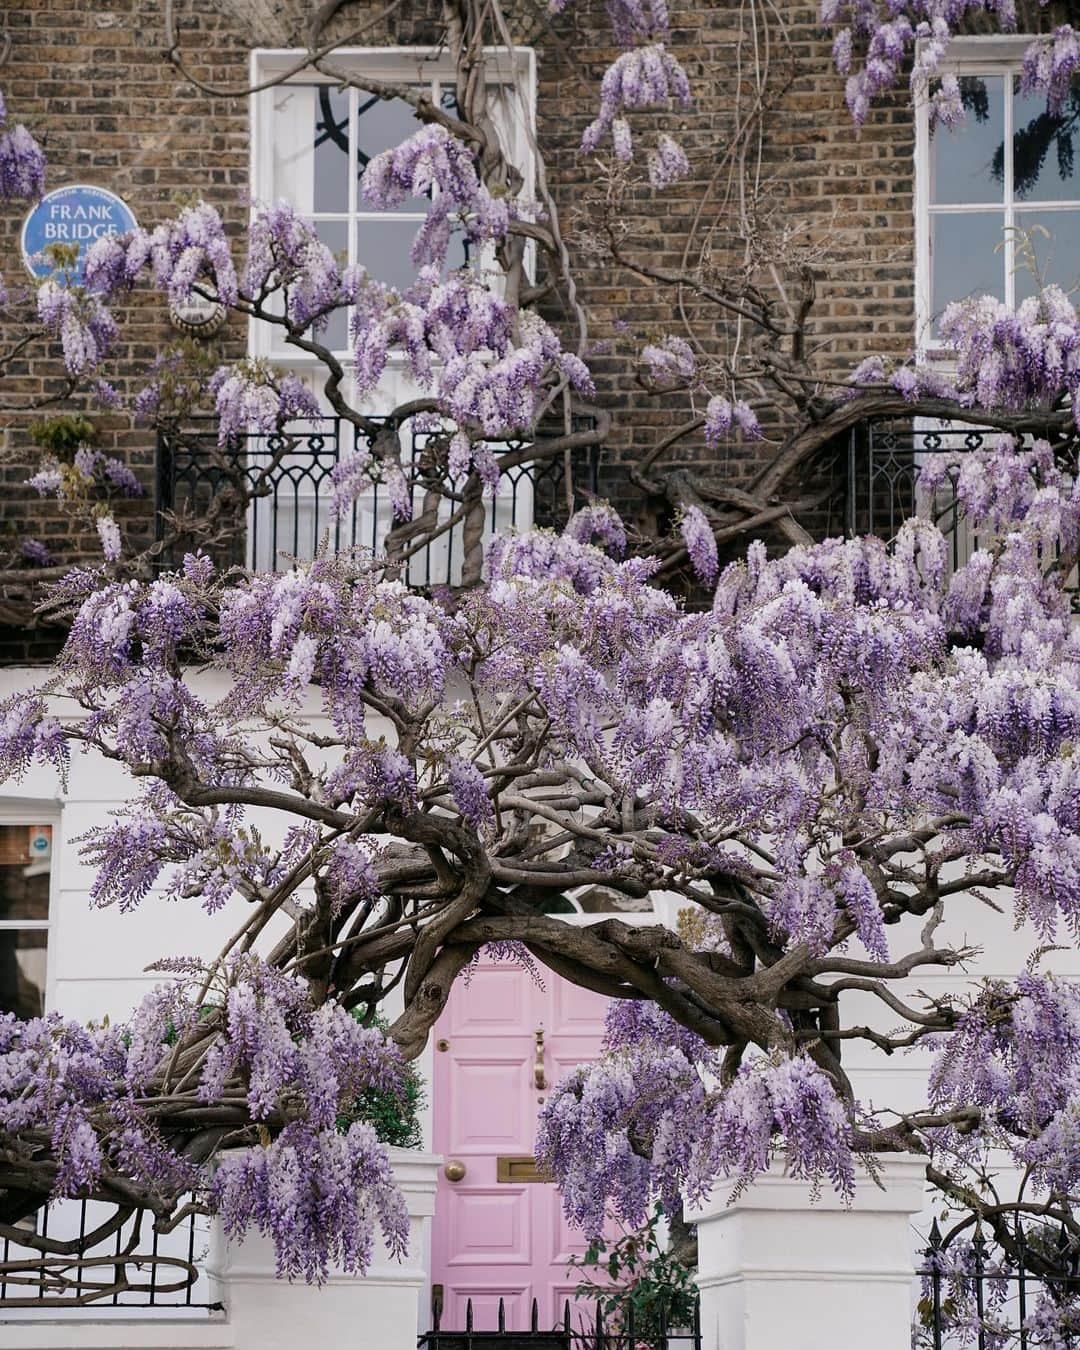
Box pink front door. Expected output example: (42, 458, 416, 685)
(430, 952, 609, 1332)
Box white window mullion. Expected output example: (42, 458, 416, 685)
(1003, 71, 1015, 308)
(348, 87, 358, 245)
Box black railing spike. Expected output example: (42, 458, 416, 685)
(531, 1297, 539, 1332)
(465, 1297, 473, 1332)
(563, 1299, 571, 1332)
(498, 1297, 505, 1333)
(433, 1297, 441, 1332)
(594, 1300, 604, 1350)
(627, 1295, 636, 1343)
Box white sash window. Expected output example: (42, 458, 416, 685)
(915, 37, 1080, 349)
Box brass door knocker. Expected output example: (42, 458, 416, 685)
(533, 1028, 546, 1090)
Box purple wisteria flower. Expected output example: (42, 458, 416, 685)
(0, 960, 410, 1284)
(18, 538, 53, 567)
(243, 200, 353, 332)
(581, 45, 692, 155)
(823, 4, 1079, 128)
(36, 281, 117, 377)
(641, 335, 695, 385)
(96, 513, 121, 562)
(361, 124, 510, 267)
(647, 133, 689, 188)
(0, 89, 46, 201)
(209, 360, 322, 445)
(679, 504, 718, 583)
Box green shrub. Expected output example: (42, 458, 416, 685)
(338, 1013, 426, 1149)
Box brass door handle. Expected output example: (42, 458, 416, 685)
(533, 1028, 546, 1090)
(444, 1159, 467, 1182)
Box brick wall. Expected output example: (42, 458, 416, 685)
(0, 0, 917, 660)
(0, 0, 251, 659)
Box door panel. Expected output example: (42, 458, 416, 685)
(448, 1052, 532, 1151)
(443, 1283, 532, 1332)
(431, 953, 611, 1332)
(444, 1188, 530, 1265)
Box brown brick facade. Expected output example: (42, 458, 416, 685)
(0, 0, 917, 661)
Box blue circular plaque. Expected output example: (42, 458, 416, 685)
(21, 185, 138, 286)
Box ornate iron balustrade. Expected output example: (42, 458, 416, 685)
(419, 1294, 702, 1350)
(846, 419, 999, 565)
(846, 418, 1080, 607)
(156, 417, 599, 581)
(0, 1196, 221, 1312)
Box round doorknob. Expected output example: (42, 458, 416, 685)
(444, 1159, 467, 1182)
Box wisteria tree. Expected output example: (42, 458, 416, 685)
(1, 0, 1080, 1342)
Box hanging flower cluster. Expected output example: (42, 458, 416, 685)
(208, 359, 322, 444)
(0, 89, 46, 201)
(581, 44, 692, 178)
(85, 201, 237, 310)
(360, 124, 511, 267)
(823, 2, 1079, 128)
(36, 280, 118, 377)
(0, 960, 409, 1283)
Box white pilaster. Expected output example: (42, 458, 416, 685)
(686, 1156, 927, 1350)
(207, 1149, 441, 1350)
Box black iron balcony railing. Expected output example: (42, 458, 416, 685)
(155, 416, 599, 581)
(846, 418, 1080, 607)
(846, 419, 1001, 565)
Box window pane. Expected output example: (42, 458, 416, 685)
(313, 86, 350, 214)
(1012, 80, 1080, 203)
(0, 825, 51, 921)
(930, 211, 1005, 326)
(929, 76, 1005, 205)
(356, 94, 428, 210)
(314, 219, 349, 351)
(357, 219, 422, 291)
(1013, 211, 1080, 303)
(447, 226, 472, 274)
(0, 929, 47, 1020)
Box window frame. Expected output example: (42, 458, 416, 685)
(248, 46, 537, 367)
(0, 804, 60, 1019)
(914, 34, 1080, 355)
(243, 48, 540, 577)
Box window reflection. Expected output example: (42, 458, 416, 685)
(931, 212, 1006, 314)
(929, 75, 1004, 205)
(1012, 80, 1079, 203)
(313, 86, 350, 214)
(1013, 211, 1080, 302)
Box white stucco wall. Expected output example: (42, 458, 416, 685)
(2, 659, 1074, 1347)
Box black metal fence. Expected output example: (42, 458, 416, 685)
(0, 1197, 221, 1311)
(420, 1295, 702, 1350)
(156, 416, 599, 582)
(917, 1220, 1080, 1348)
